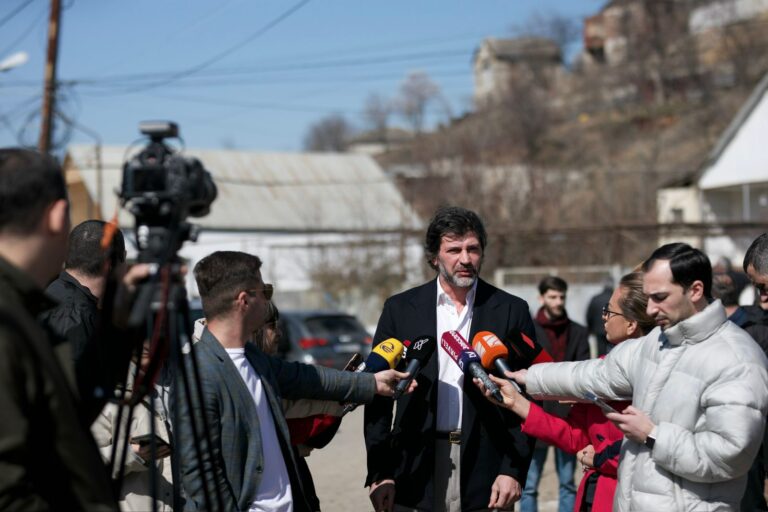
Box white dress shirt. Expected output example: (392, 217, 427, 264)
(435, 278, 477, 432)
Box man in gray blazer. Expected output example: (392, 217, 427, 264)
(177, 251, 410, 512)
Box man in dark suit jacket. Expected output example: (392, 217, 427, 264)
(524, 276, 589, 512)
(178, 251, 411, 512)
(365, 206, 537, 512)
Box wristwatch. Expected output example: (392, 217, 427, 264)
(644, 434, 656, 449)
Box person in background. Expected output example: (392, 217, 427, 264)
(476, 271, 655, 511)
(739, 234, 768, 511)
(91, 341, 174, 511)
(40, 219, 129, 422)
(585, 278, 613, 356)
(524, 276, 590, 512)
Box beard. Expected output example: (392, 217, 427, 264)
(438, 260, 479, 288)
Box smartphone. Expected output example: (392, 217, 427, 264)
(132, 433, 169, 447)
(583, 392, 621, 414)
(342, 353, 363, 372)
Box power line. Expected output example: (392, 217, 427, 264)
(119, 0, 313, 93)
(0, 0, 34, 31)
(0, 4, 48, 58)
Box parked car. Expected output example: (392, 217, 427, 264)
(277, 310, 372, 369)
(186, 301, 370, 370)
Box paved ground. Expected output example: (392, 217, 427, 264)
(307, 408, 576, 511)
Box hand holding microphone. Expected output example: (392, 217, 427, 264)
(343, 338, 406, 414)
(393, 335, 435, 400)
(440, 330, 504, 403)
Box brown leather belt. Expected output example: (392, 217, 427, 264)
(435, 430, 462, 444)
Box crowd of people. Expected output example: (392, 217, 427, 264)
(1, 147, 767, 512)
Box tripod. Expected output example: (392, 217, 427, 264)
(107, 225, 225, 511)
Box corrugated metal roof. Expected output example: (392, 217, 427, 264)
(65, 145, 422, 232)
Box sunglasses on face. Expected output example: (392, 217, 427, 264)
(243, 283, 274, 301)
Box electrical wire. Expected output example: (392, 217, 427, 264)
(118, 0, 313, 93)
(0, 0, 34, 32)
(0, 3, 48, 59)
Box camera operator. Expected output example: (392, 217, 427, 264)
(40, 220, 129, 422)
(0, 148, 119, 511)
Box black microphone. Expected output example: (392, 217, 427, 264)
(393, 335, 435, 400)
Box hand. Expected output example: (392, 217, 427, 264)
(488, 474, 521, 509)
(122, 263, 152, 293)
(577, 444, 595, 469)
(605, 405, 655, 443)
(504, 369, 528, 386)
(369, 479, 395, 512)
(373, 369, 414, 397)
(473, 374, 531, 419)
(131, 441, 171, 462)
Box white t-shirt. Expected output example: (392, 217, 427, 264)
(225, 348, 293, 512)
(435, 278, 476, 432)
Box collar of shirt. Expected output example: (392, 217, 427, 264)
(436, 277, 478, 313)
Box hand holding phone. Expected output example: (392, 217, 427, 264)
(132, 433, 169, 447)
(131, 433, 171, 460)
(583, 392, 621, 415)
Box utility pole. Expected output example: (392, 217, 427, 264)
(39, 0, 62, 154)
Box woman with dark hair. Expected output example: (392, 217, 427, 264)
(477, 271, 653, 511)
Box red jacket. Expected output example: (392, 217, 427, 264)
(522, 400, 628, 511)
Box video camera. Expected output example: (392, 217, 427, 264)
(119, 121, 217, 263)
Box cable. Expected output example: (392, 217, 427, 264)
(0, 0, 33, 32)
(0, 3, 48, 58)
(119, 0, 313, 93)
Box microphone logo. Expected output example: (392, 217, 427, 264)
(412, 338, 428, 351)
(379, 341, 397, 353)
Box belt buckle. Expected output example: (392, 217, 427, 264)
(448, 430, 461, 445)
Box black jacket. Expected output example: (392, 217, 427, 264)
(40, 271, 134, 424)
(0, 257, 117, 511)
(364, 278, 537, 511)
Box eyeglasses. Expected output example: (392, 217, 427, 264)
(244, 283, 274, 301)
(601, 303, 625, 320)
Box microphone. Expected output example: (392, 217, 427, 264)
(343, 338, 404, 414)
(504, 328, 553, 366)
(354, 338, 404, 373)
(393, 335, 435, 400)
(440, 331, 504, 403)
(471, 331, 523, 393)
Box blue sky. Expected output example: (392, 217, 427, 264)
(1, 0, 601, 152)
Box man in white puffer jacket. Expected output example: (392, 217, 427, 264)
(510, 243, 768, 511)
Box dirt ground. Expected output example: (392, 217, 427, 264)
(307, 408, 578, 511)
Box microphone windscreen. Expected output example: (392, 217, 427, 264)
(440, 331, 467, 365)
(441, 331, 481, 372)
(369, 338, 404, 370)
(406, 335, 436, 363)
(504, 329, 553, 365)
(471, 331, 510, 369)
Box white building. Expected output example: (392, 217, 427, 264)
(63, 145, 424, 324)
(657, 72, 768, 261)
